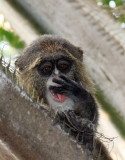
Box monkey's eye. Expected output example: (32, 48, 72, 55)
(57, 60, 71, 72)
(42, 66, 52, 73)
(58, 64, 67, 70)
(38, 62, 53, 75)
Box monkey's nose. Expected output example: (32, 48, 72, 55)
(54, 67, 59, 75)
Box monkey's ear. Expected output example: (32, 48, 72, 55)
(76, 47, 84, 61)
(15, 58, 25, 73)
(62, 42, 84, 61)
(70, 47, 84, 61)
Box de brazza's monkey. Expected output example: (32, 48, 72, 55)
(15, 35, 113, 160)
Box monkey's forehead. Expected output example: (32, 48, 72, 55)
(25, 36, 84, 61)
(31, 51, 74, 69)
(37, 49, 73, 59)
(15, 36, 84, 71)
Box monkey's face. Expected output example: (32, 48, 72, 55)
(34, 54, 75, 112)
(15, 35, 94, 113)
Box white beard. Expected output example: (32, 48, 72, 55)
(46, 91, 74, 114)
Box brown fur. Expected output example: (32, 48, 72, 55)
(15, 35, 113, 160)
(15, 35, 94, 102)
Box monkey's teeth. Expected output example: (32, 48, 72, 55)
(50, 90, 56, 96)
(52, 92, 55, 96)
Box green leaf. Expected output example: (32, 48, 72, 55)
(0, 27, 25, 49)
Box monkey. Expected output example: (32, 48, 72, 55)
(15, 35, 113, 160)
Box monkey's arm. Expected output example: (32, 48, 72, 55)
(50, 75, 98, 128)
(50, 75, 98, 151)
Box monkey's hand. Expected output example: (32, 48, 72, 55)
(65, 110, 95, 133)
(56, 110, 95, 152)
(49, 74, 86, 101)
(49, 75, 97, 123)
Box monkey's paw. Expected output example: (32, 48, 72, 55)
(66, 110, 95, 151)
(65, 110, 95, 133)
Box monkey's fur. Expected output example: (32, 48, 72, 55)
(15, 35, 113, 160)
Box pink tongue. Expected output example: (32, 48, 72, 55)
(52, 93, 66, 102)
(57, 94, 66, 102)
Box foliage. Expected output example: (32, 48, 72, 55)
(0, 27, 25, 49)
(96, 0, 125, 23)
(118, 14, 125, 22)
(102, 0, 123, 6)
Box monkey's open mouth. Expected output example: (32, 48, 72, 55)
(49, 90, 66, 103)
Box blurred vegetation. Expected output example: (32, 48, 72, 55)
(102, 0, 123, 6)
(96, 0, 125, 24)
(96, 86, 125, 138)
(118, 14, 125, 22)
(0, 27, 25, 49)
(0, 14, 25, 66)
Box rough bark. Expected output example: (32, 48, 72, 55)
(0, 71, 87, 160)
